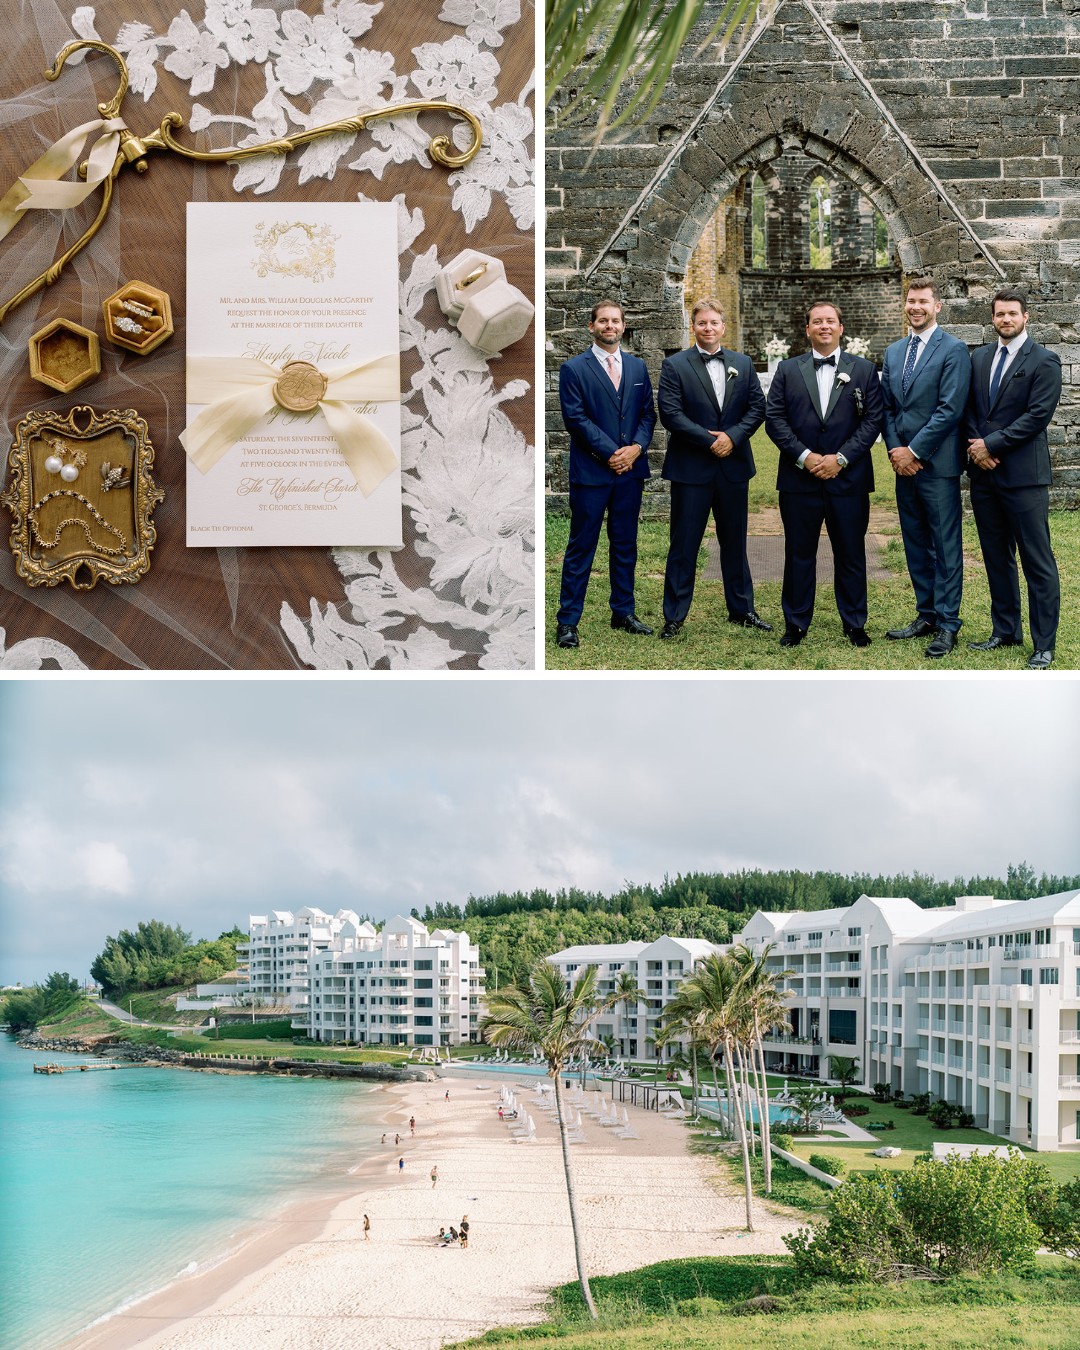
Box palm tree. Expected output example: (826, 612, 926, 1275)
(664, 953, 756, 1230)
(546, 0, 773, 138)
(728, 943, 792, 1194)
(479, 960, 613, 1319)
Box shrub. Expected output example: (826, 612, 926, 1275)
(872, 1082, 892, 1102)
(784, 1152, 1047, 1282)
(910, 1092, 932, 1115)
(772, 1132, 794, 1152)
(1041, 1179, 1080, 1261)
(927, 1101, 954, 1129)
(809, 1153, 846, 1177)
(843, 1103, 869, 1117)
(956, 1110, 975, 1129)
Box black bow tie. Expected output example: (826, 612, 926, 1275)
(813, 355, 836, 370)
(701, 350, 725, 363)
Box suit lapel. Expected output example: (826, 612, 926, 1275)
(990, 336, 1032, 410)
(585, 349, 621, 412)
(798, 354, 822, 420)
(823, 353, 852, 421)
(690, 349, 722, 418)
(904, 328, 942, 395)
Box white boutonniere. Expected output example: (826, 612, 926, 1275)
(726, 365, 739, 380)
(836, 371, 851, 385)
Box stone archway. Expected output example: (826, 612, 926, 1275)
(545, 0, 1077, 511)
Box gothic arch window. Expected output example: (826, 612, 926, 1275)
(750, 172, 767, 268)
(809, 174, 832, 269)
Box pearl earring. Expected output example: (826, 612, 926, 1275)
(42, 436, 87, 483)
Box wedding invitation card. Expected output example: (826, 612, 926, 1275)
(184, 202, 401, 548)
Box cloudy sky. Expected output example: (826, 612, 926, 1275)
(1, 678, 1077, 985)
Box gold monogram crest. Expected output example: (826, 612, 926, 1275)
(253, 221, 339, 282)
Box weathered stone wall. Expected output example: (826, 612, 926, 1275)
(546, 0, 1080, 514)
(740, 267, 903, 366)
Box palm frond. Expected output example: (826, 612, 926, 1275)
(546, 0, 773, 140)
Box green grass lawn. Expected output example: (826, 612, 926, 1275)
(452, 1256, 1080, 1348)
(546, 432, 1080, 670)
(787, 1098, 1080, 1183)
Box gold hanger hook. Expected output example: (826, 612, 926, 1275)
(45, 40, 129, 120)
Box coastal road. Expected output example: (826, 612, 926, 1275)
(97, 999, 198, 1032)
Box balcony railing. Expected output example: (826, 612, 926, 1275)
(1059, 1076, 1080, 1091)
(948, 1056, 965, 1071)
(1017, 1071, 1033, 1090)
(996, 1068, 1012, 1084)
(1060, 1030, 1080, 1044)
(931, 1052, 945, 1065)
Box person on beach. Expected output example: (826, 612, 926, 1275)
(430, 1165, 438, 1188)
(445, 1089, 450, 1101)
(398, 1156, 404, 1173)
(438, 1227, 449, 1243)
(447, 1226, 458, 1244)
(394, 1132, 400, 1145)
(381, 1133, 386, 1145)
(410, 1115, 416, 1135)
(363, 1214, 370, 1241)
(460, 1216, 469, 1248)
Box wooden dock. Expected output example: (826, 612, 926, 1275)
(33, 1061, 125, 1074)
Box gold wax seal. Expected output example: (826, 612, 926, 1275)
(274, 361, 327, 412)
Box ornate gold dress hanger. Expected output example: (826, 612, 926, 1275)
(0, 40, 484, 325)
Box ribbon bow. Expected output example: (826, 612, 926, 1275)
(181, 354, 399, 497)
(0, 117, 127, 243)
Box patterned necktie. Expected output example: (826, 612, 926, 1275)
(605, 353, 620, 391)
(988, 344, 1009, 403)
(901, 335, 920, 393)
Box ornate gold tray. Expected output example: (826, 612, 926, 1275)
(2, 406, 164, 589)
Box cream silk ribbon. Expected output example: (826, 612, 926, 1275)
(181, 354, 400, 497)
(0, 118, 127, 243)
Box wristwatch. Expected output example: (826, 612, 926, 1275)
(836, 453, 849, 469)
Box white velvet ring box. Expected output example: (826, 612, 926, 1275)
(435, 249, 505, 322)
(435, 249, 535, 356)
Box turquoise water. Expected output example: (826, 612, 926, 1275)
(0, 1035, 388, 1350)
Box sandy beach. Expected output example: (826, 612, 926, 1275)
(62, 1072, 798, 1350)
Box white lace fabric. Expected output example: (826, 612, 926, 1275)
(0, 0, 534, 670)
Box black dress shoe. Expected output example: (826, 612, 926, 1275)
(555, 623, 579, 649)
(925, 630, 956, 659)
(729, 611, 773, 633)
(1027, 649, 1054, 670)
(968, 634, 1022, 652)
(659, 619, 683, 640)
(845, 626, 871, 648)
(779, 626, 805, 648)
(886, 617, 935, 640)
(611, 613, 653, 635)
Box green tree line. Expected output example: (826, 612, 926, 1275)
(416, 863, 1079, 985)
(1, 972, 81, 1032)
(89, 920, 245, 999)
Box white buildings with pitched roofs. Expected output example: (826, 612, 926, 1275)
(239, 909, 484, 1047)
(736, 889, 1080, 1152)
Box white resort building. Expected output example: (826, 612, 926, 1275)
(736, 889, 1080, 1153)
(547, 935, 725, 1060)
(238, 910, 484, 1047)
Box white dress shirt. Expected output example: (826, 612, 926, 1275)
(591, 344, 622, 384)
(796, 348, 841, 468)
(695, 345, 725, 410)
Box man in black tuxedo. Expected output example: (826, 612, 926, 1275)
(966, 288, 1062, 669)
(656, 297, 768, 640)
(555, 300, 657, 649)
(765, 300, 884, 647)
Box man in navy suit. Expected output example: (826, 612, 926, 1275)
(880, 276, 971, 658)
(657, 297, 769, 640)
(765, 300, 884, 647)
(555, 299, 657, 649)
(966, 288, 1062, 669)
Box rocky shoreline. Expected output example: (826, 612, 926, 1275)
(18, 1032, 438, 1082)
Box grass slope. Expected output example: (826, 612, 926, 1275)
(452, 1258, 1080, 1348)
(546, 432, 1079, 670)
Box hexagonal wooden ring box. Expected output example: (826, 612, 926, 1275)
(103, 281, 174, 355)
(28, 319, 101, 393)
